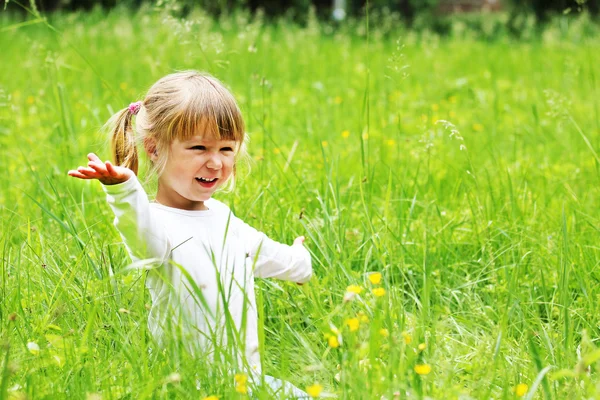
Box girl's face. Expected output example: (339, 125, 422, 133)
(154, 134, 237, 211)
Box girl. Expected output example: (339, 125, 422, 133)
(68, 71, 312, 398)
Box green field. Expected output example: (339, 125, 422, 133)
(2, 5, 600, 399)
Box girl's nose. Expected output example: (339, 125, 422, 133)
(207, 153, 223, 169)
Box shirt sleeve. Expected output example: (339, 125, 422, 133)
(233, 215, 312, 283)
(103, 175, 171, 264)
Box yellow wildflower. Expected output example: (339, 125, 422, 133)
(379, 328, 389, 337)
(306, 383, 323, 398)
(202, 396, 219, 400)
(472, 123, 484, 132)
(418, 343, 427, 351)
(119, 82, 128, 90)
(234, 373, 248, 394)
(346, 285, 362, 294)
(341, 130, 350, 138)
(27, 96, 35, 105)
(431, 103, 439, 111)
(401, 331, 412, 344)
(372, 287, 386, 297)
(273, 148, 281, 154)
(321, 141, 328, 147)
(327, 335, 340, 348)
(414, 364, 432, 375)
(368, 272, 382, 285)
(334, 96, 343, 104)
(345, 318, 360, 332)
(386, 139, 396, 147)
(515, 383, 528, 397)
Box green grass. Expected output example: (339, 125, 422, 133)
(2, 4, 600, 399)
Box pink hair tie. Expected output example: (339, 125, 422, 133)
(128, 101, 142, 115)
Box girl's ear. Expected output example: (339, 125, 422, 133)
(144, 138, 158, 162)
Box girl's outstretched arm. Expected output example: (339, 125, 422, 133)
(233, 217, 312, 284)
(69, 153, 171, 264)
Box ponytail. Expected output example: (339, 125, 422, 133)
(108, 107, 139, 175)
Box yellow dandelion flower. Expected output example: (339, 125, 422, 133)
(306, 383, 323, 398)
(202, 396, 219, 400)
(341, 130, 350, 138)
(328, 335, 340, 348)
(346, 284, 362, 294)
(234, 373, 247, 384)
(379, 328, 389, 337)
(273, 148, 281, 154)
(372, 287, 386, 297)
(418, 343, 427, 351)
(414, 364, 431, 375)
(119, 82, 128, 90)
(362, 132, 369, 140)
(449, 95, 458, 103)
(321, 141, 328, 147)
(27, 96, 35, 105)
(386, 139, 396, 147)
(401, 331, 412, 344)
(431, 104, 439, 111)
(368, 272, 382, 285)
(358, 312, 369, 323)
(334, 96, 343, 104)
(472, 123, 484, 132)
(345, 318, 360, 332)
(515, 383, 528, 397)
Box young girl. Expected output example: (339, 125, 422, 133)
(68, 71, 312, 398)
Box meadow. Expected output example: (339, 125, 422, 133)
(1, 4, 600, 399)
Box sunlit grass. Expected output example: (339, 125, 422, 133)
(1, 5, 600, 399)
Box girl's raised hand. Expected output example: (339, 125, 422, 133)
(68, 153, 133, 185)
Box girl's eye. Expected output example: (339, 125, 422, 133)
(221, 147, 234, 152)
(191, 146, 206, 151)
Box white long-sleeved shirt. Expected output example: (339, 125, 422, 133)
(103, 176, 312, 371)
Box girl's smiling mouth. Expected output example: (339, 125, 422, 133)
(195, 177, 219, 188)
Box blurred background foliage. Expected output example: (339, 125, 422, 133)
(4, 0, 600, 35)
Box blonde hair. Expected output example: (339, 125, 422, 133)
(105, 71, 247, 189)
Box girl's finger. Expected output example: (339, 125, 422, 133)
(68, 171, 94, 179)
(88, 153, 102, 163)
(77, 166, 100, 176)
(105, 161, 116, 175)
(88, 162, 108, 175)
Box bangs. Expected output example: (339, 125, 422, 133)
(167, 81, 245, 144)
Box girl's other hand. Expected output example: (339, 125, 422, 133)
(293, 236, 305, 247)
(68, 153, 133, 185)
